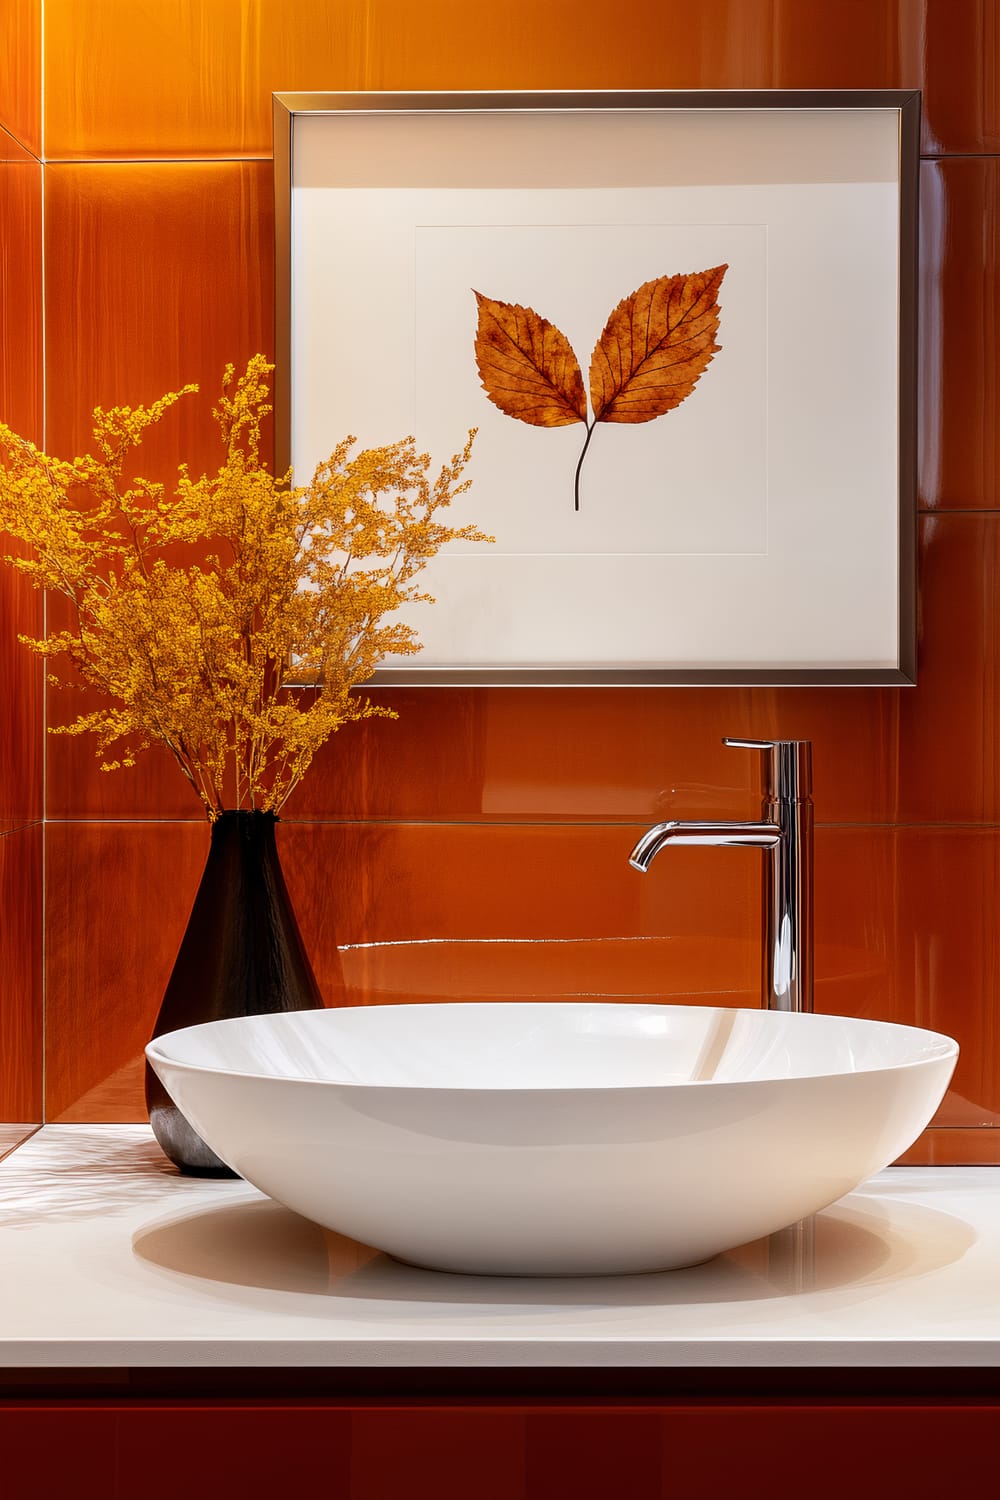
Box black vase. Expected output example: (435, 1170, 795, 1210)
(145, 810, 324, 1176)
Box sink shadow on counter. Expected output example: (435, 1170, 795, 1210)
(131, 1193, 976, 1310)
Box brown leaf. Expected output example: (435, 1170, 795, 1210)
(589, 265, 728, 425)
(473, 291, 587, 428)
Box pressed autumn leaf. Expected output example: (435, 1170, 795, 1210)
(472, 265, 727, 510)
(473, 290, 587, 428)
(589, 264, 728, 424)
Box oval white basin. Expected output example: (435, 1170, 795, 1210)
(145, 1003, 957, 1276)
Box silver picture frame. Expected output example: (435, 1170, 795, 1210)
(274, 89, 919, 687)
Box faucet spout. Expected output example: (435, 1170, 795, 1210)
(629, 820, 781, 871)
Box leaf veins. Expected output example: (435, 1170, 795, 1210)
(472, 291, 587, 428)
(589, 265, 728, 424)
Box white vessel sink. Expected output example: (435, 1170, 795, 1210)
(146, 1002, 957, 1276)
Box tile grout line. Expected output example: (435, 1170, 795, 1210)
(43, 155, 272, 166)
(39, 817, 1000, 831)
(39, 0, 44, 163)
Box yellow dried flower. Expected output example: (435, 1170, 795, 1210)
(0, 356, 490, 818)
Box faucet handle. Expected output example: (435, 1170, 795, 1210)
(723, 737, 813, 803)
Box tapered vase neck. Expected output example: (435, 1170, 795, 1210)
(209, 810, 279, 854)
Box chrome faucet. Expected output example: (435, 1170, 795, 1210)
(629, 738, 814, 1014)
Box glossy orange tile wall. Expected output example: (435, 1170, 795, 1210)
(27, 1, 1000, 1157)
(0, 122, 43, 1123)
(0, 827, 43, 1121)
(43, 162, 274, 463)
(0, 0, 41, 157)
(0, 141, 44, 834)
(37, 0, 1000, 159)
(0, 135, 42, 447)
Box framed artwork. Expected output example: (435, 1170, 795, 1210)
(273, 90, 919, 686)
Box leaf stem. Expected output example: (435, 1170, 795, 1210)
(573, 422, 595, 512)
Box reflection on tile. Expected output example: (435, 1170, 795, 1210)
(0, 562, 42, 835)
(39, 0, 999, 159)
(915, 0, 1000, 154)
(0, 154, 45, 835)
(329, 936, 759, 1012)
(0, 826, 42, 1122)
(45, 821, 209, 1122)
(0, 433, 43, 839)
(0, 155, 42, 442)
(770, 0, 1000, 155)
(919, 159, 1000, 510)
(896, 515, 1000, 822)
(899, 1129, 1000, 1166)
(816, 827, 1000, 1135)
(44, 161, 274, 462)
(288, 685, 900, 826)
(41, 0, 785, 157)
(0, 0, 41, 157)
(279, 818, 759, 967)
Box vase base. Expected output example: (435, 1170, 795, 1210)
(148, 1100, 239, 1178)
(173, 1159, 240, 1180)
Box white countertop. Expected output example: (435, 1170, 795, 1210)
(0, 1125, 997, 1370)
